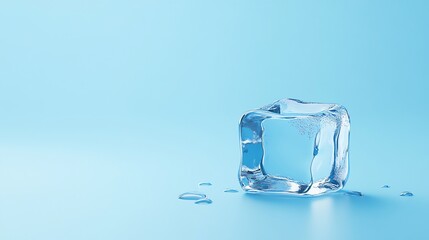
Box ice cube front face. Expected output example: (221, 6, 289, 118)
(239, 98, 350, 196)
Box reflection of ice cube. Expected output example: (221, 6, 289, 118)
(238, 98, 350, 196)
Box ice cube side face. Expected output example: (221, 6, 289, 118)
(238, 98, 350, 196)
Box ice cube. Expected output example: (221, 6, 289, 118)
(238, 98, 350, 196)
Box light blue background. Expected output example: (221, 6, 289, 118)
(1, 1, 428, 239)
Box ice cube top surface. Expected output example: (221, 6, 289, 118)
(239, 98, 350, 196)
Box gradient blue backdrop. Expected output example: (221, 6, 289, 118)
(1, 1, 428, 239)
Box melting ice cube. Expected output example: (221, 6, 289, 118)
(238, 98, 350, 196)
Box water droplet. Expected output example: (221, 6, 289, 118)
(178, 192, 206, 200)
(381, 185, 390, 188)
(198, 182, 212, 187)
(313, 146, 319, 156)
(343, 190, 363, 196)
(195, 198, 213, 205)
(224, 188, 239, 193)
(400, 191, 414, 197)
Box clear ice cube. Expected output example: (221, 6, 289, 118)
(238, 98, 350, 196)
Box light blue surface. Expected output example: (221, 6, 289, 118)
(1, 1, 428, 239)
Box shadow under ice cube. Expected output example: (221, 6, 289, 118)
(238, 98, 350, 196)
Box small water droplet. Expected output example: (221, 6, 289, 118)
(381, 185, 390, 188)
(343, 190, 363, 196)
(198, 182, 212, 187)
(178, 192, 206, 200)
(224, 188, 239, 193)
(195, 198, 213, 205)
(400, 191, 414, 197)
